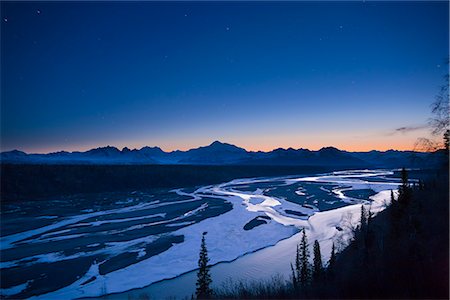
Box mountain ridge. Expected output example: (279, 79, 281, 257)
(0, 140, 439, 168)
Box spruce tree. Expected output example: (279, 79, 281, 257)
(328, 242, 336, 275)
(390, 190, 396, 204)
(367, 208, 373, 229)
(313, 240, 323, 281)
(294, 244, 301, 287)
(398, 168, 411, 206)
(295, 244, 301, 276)
(359, 205, 367, 233)
(298, 229, 311, 286)
(291, 243, 301, 288)
(196, 232, 212, 299)
(290, 263, 297, 289)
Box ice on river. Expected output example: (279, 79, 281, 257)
(1, 169, 400, 299)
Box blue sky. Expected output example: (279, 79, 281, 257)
(1, 1, 448, 153)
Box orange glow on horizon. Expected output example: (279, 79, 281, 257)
(237, 138, 428, 152)
(14, 137, 434, 154)
(4, 123, 436, 154)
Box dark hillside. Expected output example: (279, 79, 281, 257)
(324, 168, 449, 299)
(1, 164, 336, 202)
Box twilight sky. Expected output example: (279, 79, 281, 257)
(1, 1, 448, 153)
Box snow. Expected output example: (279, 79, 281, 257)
(136, 249, 146, 259)
(0, 281, 31, 297)
(5, 235, 161, 270)
(319, 186, 332, 193)
(74, 213, 166, 227)
(1, 202, 166, 250)
(31, 233, 87, 243)
(8, 169, 399, 300)
(295, 190, 306, 196)
(166, 221, 195, 227)
(248, 170, 397, 268)
(227, 190, 393, 278)
(107, 170, 400, 299)
(230, 189, 393, 272)
(41, 229, 71, 237)
(1, 197, 200, 251)
(32, 184, 299, 299)
(36, 215, 59, 219)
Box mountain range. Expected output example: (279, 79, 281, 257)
(0, 141, 439, 168)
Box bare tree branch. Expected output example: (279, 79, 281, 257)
(428, 62, 449, 136)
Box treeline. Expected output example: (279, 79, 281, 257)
(0, 164, 334, 201)
(324, 167, 449, 299)
(194, 167, 449, 299)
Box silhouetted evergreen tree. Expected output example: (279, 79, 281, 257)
(196, 232, 212, 299)
(290, 262, 297, 289)
(367, 208, 373, 226)
(291, 243, 301, 289)
(398, 168, 411, 206)
(298, 229, 311, 286)
(295, 244, 300, 280)
(327, 242, 336, 279)
(390, 189, 396, 204)
(359, 205, 367, 232)
(312, 240, 323, 281)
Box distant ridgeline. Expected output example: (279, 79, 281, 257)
(0, 141, 443, 168)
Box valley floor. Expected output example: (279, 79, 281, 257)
(0, 169, 427, 299)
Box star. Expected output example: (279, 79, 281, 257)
(184, 13, 188, 17)
(3, 17, 7, 22)
(226, 26, 230, 31)
(37, 10, 41, 14)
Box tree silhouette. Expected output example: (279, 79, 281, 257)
(415, 62, 448, 153)
(429, 65, 449, 136)
(299, 229, 311, 286)
(196, 232, 212, 299)
(313, 240, 323, 281)
(390, 190, 396, 204)
(291, 230, 312, 288)
(327, 242, 336, 278)
(397, 168, 411, 206)
(359, 205, 367, 232)
(291, 243, 301, 288)
(290, 262, 297, 289)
